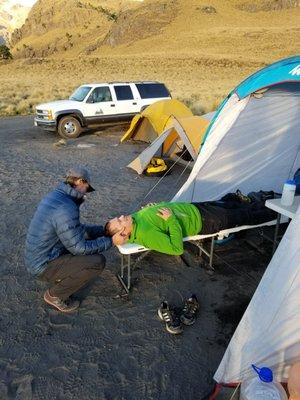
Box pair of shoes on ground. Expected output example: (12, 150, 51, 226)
(157, 294, 199, 335)
(44, 289, 80, 313)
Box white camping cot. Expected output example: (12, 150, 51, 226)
(117, 220, 278, 293)
(117, 56, 300, 293)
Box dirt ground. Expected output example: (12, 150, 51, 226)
(0, 116, 278, 400)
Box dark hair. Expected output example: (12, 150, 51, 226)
(104, 221, 111, 236)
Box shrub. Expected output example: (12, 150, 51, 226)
(4, 104, 17, 115)
(0, 45, 12, 60)
(179, 95, 206, 115)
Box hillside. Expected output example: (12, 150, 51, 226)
(9, 0, 300, 59)
(0, 0, 299, 117)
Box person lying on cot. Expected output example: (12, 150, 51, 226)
(105, 200, 275, 256)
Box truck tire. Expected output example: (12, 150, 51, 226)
(57, 116, 82, 139)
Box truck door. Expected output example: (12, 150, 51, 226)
(83, 86, 116, 122)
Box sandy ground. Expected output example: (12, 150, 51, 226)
(0, 117, 277, 399)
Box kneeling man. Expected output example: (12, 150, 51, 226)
(25, 166, 126, 312)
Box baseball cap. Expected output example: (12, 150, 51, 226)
(66, 165, 95, 192)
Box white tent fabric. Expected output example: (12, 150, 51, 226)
(214, 206, 300, 383)
(173, 85, 300, 202)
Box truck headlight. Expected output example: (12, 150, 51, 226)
(39, 110, 53, 120)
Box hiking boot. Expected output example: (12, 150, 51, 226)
(180, 294, 199, 326)
(236, 189, 251, 203)
(44, 289, 80, 313)
(157, 301, 183, 335)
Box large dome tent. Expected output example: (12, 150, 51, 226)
(171, 55, 300, 395)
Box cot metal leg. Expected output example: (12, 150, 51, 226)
(117, 251, 151, 294)
(117, 254, 131, 294)
(198, 243, 203, 258)
(127, 255, 131, 290)
(272, 213, 281, 255)
(195, 238, 215, 271)
(209, 236, 215, 269)
(133, 251, 151, 269)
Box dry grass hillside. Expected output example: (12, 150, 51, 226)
(1, 0, 299, 117)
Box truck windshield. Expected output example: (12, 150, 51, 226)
(69, 86, 92, 102)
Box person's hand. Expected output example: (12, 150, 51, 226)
(112, 228, 129, 246)
(157, 207, 172, 220)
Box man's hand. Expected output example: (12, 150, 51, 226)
(157, 207, 172, 221)
(112, 228, 129, 246)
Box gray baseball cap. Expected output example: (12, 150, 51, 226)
(66, 165, 95, 192)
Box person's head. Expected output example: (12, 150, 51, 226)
(65, 165, 95, 194)
(105, 215, 133, 237)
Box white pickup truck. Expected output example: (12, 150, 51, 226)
(34, 81, 171, 138)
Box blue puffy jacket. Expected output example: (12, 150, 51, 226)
(25, 182, 112, 276)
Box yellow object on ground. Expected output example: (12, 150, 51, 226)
(145, 157, 168, 175)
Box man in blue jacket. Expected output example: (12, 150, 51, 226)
(25, 166, 126, 313)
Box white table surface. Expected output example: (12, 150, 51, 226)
(265, 196, 300, 219)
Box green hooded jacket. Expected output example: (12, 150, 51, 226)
(127, 202, 201, 255)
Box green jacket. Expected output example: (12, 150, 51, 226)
(128, 202, 201, 255)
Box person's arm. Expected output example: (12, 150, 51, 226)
(140, 209, 184, 255)
(82, 223, 105, 239)
(53, 207, 112, 255)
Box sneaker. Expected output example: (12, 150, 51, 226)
(236, 189, 251, 203)
(180, 294, 199, 326)
(44, 289, 80, 313)
(157, 301, 183, 335)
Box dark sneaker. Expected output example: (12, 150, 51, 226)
(180, 294, 199, 326)
(157, 301, 183, 335)
(44, 289, 80, 313)
(236, 189, 251, 203)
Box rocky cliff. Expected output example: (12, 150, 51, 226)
(0, 0, 31, 45)
(10, 0, 148, 57)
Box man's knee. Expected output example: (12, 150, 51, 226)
(96, 254, 106, 270)
(87, 254, 106, 273)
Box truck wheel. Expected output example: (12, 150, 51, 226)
(57, 116, 82, 139)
